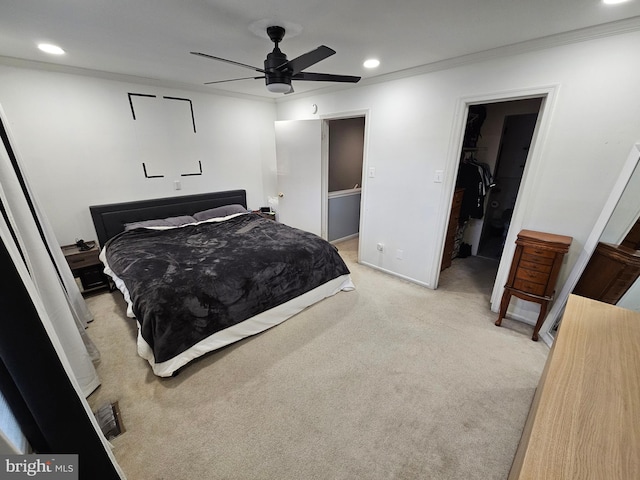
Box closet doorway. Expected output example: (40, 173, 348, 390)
(442, 97, 543, 271)
(476, 111, 539, 258)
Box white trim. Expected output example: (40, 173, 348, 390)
(540, 142, 640, 346)
(361, 261, 431, 288)
(3, 17, 638, 104)
(319, 109, 370, 266)
(359, 111, 372, 266)
(321, 120, 329, 239)
(489, 86, 560, 310)
(330, 232, 359, 244)
(430, 95, 469, 289)
(328, 188, 362, 199)
(431, 85, 558, 292)
(0, 55, 275, 103)
(277, 17, 640, 103)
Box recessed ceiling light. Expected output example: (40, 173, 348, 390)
(363, 59, 380, 69)
(37, 43, 65, 55)
(602, 0, 630, 4)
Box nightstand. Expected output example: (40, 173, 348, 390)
(61, 241, 110, 293)
(495, 229, 572, 341)
(253, 210, 276, 221)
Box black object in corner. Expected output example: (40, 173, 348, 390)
(0, 240, 122, 478)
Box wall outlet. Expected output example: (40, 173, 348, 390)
(174, 180, 182, 190)
(376, 242, 384, 252)
(396, 249, 404, 259)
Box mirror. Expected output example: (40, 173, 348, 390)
(541, 143, 640, 342)
(596, 157, 640, 311)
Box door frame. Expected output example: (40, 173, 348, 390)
(319, 109, 370, 261)
(433, 85, 559, 325)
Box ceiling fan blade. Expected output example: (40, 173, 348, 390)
(279, 46, 336, 75)
(204, 76, 266, 85)
(191, 51, 265, 73)
(292, 72, 361, 83)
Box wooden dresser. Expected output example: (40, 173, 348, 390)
(495, 230, 572, 341)
(572, 242, 640, 304)
(441, 188, 465, 271)
(508, 295, 640, 479)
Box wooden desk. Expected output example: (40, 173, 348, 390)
(509, 295, 640, 479)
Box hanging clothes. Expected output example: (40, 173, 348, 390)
(456, 152, 495, 222)
(471, 160, 495, 195)
(456, 160, 484, 221)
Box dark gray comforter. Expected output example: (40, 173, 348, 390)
(104, 213, 350, 364)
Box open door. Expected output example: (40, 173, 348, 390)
(275, 119, 323, 236)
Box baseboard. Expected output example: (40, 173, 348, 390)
(359, 260, 432, 289)
(330, 233, 359, 244)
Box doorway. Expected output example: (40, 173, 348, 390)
(326, 117, 365, 243)
(441, 97, 543, 277)
(476, 111, 539, 259)
(274, 114, 366, 242)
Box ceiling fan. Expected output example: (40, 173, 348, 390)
(191, 25, 361, 94)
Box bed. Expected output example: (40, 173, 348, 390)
(90, 190, 354, 377)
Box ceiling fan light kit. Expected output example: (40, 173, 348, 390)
(266, 82, 292, 93)
(192, 25, 360, 94)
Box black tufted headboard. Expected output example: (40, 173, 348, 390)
(89, 189, 247, 247)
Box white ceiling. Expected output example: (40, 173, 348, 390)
(2, 0, 640, 99)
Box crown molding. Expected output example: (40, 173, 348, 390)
(278, 15, 640, 102)
(2, 15, 639, 104)
(0, 55, 276, 103)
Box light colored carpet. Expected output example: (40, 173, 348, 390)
(86, 238, 548, 480)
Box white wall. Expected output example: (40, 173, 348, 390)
(0, 64, 277, 245)
(2, 28, 640, 326)
(276, 29, 640, 321)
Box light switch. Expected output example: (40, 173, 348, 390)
(368, 167, 376, 178)
(434, 170, 444, 183)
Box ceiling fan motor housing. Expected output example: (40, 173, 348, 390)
(264, 47, 291, 89)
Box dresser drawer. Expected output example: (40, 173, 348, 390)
(66, 251, 100, 269)
(522, 246, 555, 261)
(516, 267, 550, 285)
(513, 278, 547, 296)
(519, 260, 552, 273)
